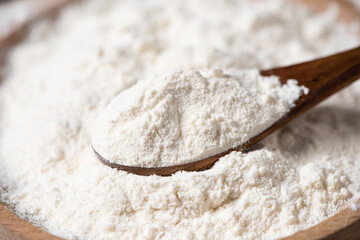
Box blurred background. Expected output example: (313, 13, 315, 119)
(0, 0, 359, 39)
(0, 0, 72, 39)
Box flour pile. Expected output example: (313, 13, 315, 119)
(92, 69, 305, 167)
(0, 0, 359, 239)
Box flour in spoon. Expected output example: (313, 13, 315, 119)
(92, 69, 305, 167)
(0, 0, 359, 239)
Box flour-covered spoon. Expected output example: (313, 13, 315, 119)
(93, 46, 360, 176)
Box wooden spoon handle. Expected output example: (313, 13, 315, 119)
(240, 47, 360, 151)
(261, 46, 360, 115)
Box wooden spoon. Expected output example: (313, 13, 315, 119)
(95, 46, 360, 176)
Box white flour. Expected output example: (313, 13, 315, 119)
(0, 0, 359, 239)
(92, 69, 305, 167)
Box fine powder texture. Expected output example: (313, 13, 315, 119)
(92, 69, 305, 167)
(0, 0, 359, 239)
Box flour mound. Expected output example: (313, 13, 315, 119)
(92, 69, 304, 167)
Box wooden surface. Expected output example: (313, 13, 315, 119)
(281, 199, 360, 240)
(0, 0, 360, 239)
(293, 0, 360, 24)
(0, 205, 61, 240)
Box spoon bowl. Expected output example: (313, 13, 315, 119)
(95, 46, 360, 176)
